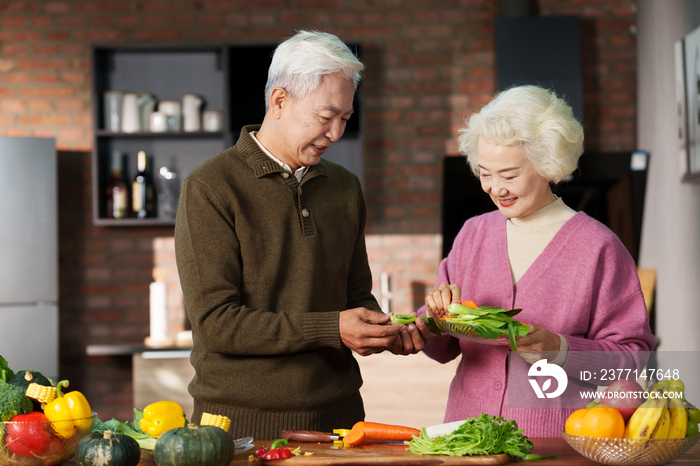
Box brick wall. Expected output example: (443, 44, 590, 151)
(1, 0, 637, 420)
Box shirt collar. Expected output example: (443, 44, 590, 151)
(250, 130, 308, 183)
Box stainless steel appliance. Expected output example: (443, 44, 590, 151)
(0, 137, 58, 380)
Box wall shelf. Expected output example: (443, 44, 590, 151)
(90, 43, 362, 226)
(95, 130, 225, 139)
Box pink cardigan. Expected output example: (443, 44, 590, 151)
(419, 210, 655, 437)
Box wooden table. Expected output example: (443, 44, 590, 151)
(218, 437, 700, 465)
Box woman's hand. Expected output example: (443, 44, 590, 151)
(515, 324, 562, 364)
(424, 283, 461, 319)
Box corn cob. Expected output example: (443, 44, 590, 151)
(25, 382, 56, 404)
(200, 413, 231, 432)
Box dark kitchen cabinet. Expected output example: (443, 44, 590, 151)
(90, 43, 361, 226)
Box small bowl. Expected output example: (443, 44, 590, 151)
(0, 414, 95, 466)
(561, 431, 700, 466)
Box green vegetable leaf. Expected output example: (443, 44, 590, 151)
(390, 314, 417, 325)
(390, 315, 442, 337)
(507, 321, 517, 352)
(132, 408, 147, 433)
(0, 356, 14, 383)
(407, 413, 533, 458)
(137, 437, 158, 450)
(447, 304, 489, 316)
(523, 453, 560, 461)
(479, 306, 506, 314)
(92, 410, 156, 442)
(475, 318, 508, 329)
(467, 324, 501, 340)
(421, 317, 443, 337)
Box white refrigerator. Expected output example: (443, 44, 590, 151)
(0, 137, 58, 381)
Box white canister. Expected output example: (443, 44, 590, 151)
(203, 110, 223, 132)
(149, 267, 169, 343)
(149, 111, 167, 133)
(149, 280, 168, 342)
(158, 100, 182, 132)
(182, 93, 203, 132)
(138, 93, 156, 132)
(103, 90, 124, 132)
(121, 92, 141, 133)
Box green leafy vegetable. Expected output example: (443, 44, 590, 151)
(444, 304, 529, 351)
(389, 314, 442, 337)
(92, 408, 159, 449)
(407, 413, 533, 458)
(0, 356, 14, 383)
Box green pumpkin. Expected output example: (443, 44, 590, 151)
(9, 370, 52, 390)
(76, 431, 141, 466)
(8, 370, 53, 411)
(154, 424, 234, 466)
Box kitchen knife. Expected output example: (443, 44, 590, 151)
(424, 420, 466, 439)
(281, 430, 341, 442)
(281, 430, 408, 445)
(283, 422, 467, 443)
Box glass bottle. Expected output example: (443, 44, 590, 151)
(105, 150, 128, 219)
(132, 150, 157, 219)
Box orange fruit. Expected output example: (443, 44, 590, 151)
(565, 408, 587, 436)
(567, 404, 625, 439)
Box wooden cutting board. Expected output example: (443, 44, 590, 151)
(259, 442, 510, 465)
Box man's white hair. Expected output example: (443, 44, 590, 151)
(264, 30, 364, 110)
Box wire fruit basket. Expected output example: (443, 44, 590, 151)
(561, 432, 700, 466)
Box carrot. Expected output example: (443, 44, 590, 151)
(343, 421, 421, 445)
(461, 300, 478, 309)
(342, 429, 365, 445)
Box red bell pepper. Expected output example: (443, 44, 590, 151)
(255, 439, 293, 460)
(254, 446, 269, 458)
(5, 412, 53, 457)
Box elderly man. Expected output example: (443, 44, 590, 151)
(175, 30, 430, 440)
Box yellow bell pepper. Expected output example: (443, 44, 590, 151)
(44, 380, 92, 438)
(139, 401, 186, 436)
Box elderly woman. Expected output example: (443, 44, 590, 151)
(420, 85, 655, 437)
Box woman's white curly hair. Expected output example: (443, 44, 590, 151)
(458, 85, 584, 183)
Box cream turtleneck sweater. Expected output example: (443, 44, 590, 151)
(505, 196, 576, 364)
(506, 197, 576, 283)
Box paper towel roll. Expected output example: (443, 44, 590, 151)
(149, 281, 168, 342)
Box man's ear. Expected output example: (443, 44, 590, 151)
(269, 87, 289, 119)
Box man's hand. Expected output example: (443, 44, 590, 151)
(339, 308, 402, 356)
(386, 312, 431, 356)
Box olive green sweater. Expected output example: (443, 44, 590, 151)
(174, 125, 380, 439)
